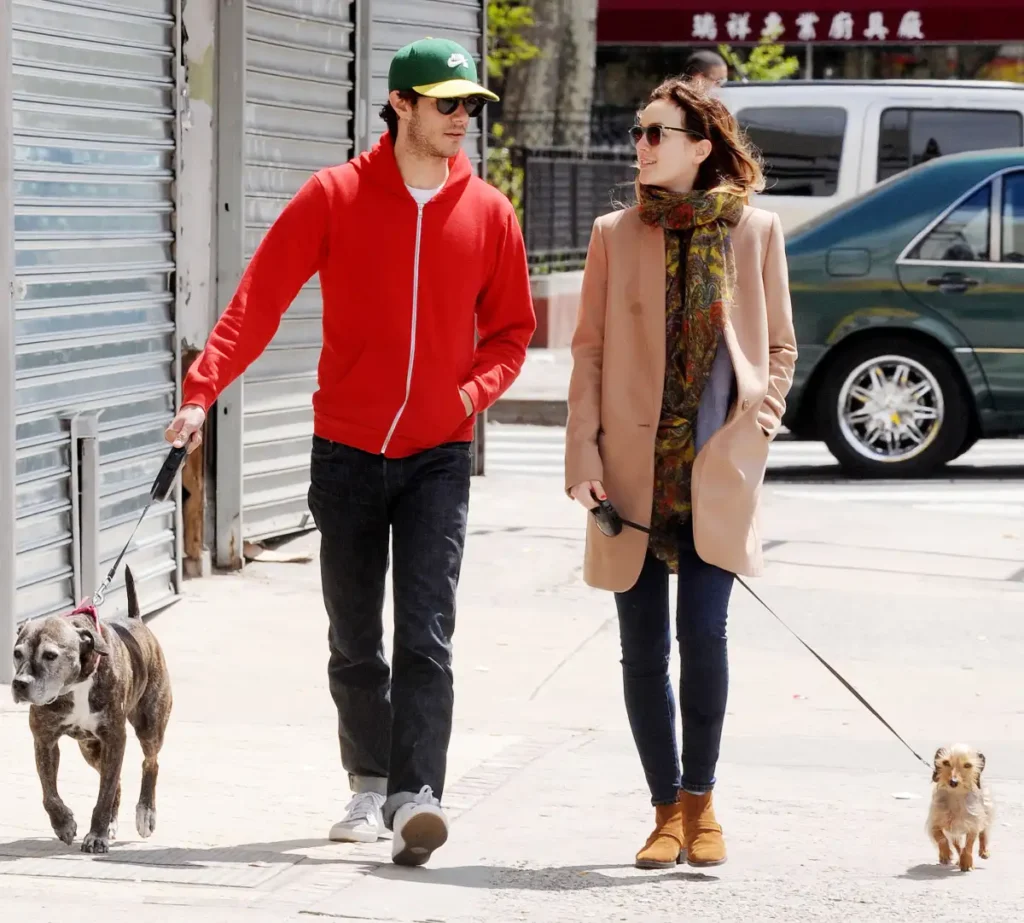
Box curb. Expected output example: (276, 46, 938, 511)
(489, 399, 568, 426)
(490, 400, 795, 439)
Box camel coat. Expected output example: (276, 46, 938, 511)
(563, 204, 797, 592)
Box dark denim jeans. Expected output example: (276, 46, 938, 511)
(307, 436, 472, 827)
(614, 522, 734, 804)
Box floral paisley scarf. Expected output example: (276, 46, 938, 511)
(638, 185, 744, 572)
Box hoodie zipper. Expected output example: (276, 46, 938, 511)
(380, 201, 425, 454)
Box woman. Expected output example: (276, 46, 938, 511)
(564, 77, 797, 870)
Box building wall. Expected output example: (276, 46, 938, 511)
(0, 0, 490, 657)
(178, 0, 219, 577)
(1, 0, 17, 678)
(2, 0, 186, 677)
(187, 0, 488, 569)
(179, 0, 219, 349)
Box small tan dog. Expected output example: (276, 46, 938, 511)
(927, 744, 994, 872)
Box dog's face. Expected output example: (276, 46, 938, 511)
(933, 744, 986, 792)
(11, 615, 109, 706)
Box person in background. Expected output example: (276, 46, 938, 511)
(564, 77, 796, 870)
(685, 50, 730, 88)
(164, 37, 536, 867)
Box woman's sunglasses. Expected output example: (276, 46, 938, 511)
(629, 124, 705, 147)
(435, 95, 487, 118)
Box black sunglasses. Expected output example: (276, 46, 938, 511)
(629, 124, 705, 147)
(434, 95, 487, 118)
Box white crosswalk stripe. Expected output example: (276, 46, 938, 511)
(771, 484, 1024, 519)
(482, 423, 1024, 482)
(483, 425, 567, 476)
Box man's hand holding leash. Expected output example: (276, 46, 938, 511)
(164, 404, 206, 454)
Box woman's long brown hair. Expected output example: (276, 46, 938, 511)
(635, 77, 765, 200)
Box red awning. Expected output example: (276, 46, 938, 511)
(597, 1, 1024, 45)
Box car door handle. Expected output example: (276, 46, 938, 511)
(925, 272, 980, 294)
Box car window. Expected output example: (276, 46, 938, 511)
(736, 106, 846, 197)
(907, 185, 991, 262)
(1002, 172, 1024, 263)
(878, 109, 1023, 183)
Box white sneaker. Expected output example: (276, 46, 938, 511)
(391, 785, 449, 866)
(329, 791, 385, 843)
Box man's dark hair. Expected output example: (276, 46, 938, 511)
(684, 50, 727, 78)
(379, 91, 419, 142)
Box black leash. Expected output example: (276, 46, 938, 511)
(590, 497, 933, 772)
(734, 575, 932, 771)
(87, 445, 189, 607)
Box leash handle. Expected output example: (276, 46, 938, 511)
(151, 444, 188, 502)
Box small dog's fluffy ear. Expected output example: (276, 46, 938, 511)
(932, 746, 949, 783)
(976, 752, 986, 774)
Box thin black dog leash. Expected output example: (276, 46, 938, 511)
(590, 498, 933, 772)
(732, 575, 932, 771)
(54, 445, 190, 628)
(90, 445, 190, 606)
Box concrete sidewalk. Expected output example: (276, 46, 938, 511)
(1, 474, 1022, 921)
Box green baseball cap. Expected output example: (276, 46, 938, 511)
(388, 37, 499, 102)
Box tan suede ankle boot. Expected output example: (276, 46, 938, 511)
(635, 800, 685, 870)
(680, 790, 727, 867)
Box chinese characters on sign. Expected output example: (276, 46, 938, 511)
(690, 10, 925, 42)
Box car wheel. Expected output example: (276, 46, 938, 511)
(817, 339, 969, 477)
(950, 431, 980, 461)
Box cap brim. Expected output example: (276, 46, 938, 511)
(413, 78, 499, 102)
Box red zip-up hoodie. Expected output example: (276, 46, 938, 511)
(182, 135, 536, 457)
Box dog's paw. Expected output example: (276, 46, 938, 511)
(81, 832, 110, 854)
(51, 812, 77, 846)
(938, 847, 952, 866)
(979, 848, 990, 860)
(959, 853, 974, 873)
(136, 804, 156, 839)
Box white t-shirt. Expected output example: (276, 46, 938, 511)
(406, 183, 443, 206)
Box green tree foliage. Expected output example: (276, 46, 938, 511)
(487, 0, 541, 80)
(485, 1, 540, 221)
(717, 27, 800, 81)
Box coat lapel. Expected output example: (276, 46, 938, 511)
(721, 217, 755, 414)
(637, 223, 667, 422)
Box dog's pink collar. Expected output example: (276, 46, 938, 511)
(67, 600, 100, 633)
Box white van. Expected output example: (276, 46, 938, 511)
(716, 79, 1024, 232)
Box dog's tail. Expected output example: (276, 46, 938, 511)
(125, 566, 141, 619)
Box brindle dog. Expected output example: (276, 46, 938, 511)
(11, 566, 172, 853)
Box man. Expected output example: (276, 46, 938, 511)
(165, 38, 536, 866)
(684, 50, 729, 88)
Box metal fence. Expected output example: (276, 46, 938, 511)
(513, 146, 637, 272)
(590, 105, 643, 149)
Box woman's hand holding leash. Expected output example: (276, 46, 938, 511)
(569, 480, 606, 510)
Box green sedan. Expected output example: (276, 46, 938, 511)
(782, 147, 1024, 476)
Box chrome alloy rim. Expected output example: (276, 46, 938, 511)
(837, 355, 944, 463)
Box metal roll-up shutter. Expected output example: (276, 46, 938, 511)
(241, 0, 355, 543)
(368, 0, 486, 172)
(11, 0, 180, 621)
